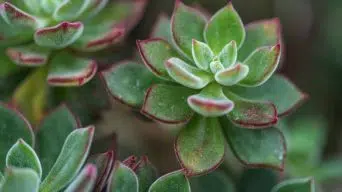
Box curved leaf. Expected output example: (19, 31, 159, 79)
(190, 170, 236, 192)
(10, 0, 43, 16)
(175, 115, 225, 176)
(151, 14, 172, 43)
(79, 0, 108, 19)
(204, 2, 245, 53)
(101, 62, 158, 107)
(192, 39, 214, 71)
(6, 44, 50, 66)
(137, 38, 180, 81)
(6, 139, 42, 178)
(135, 156, 158, 192)
(34, 22, 84, 49)
(215, 63, 249, 86)
(36, 104, 80, 179)
(41, 0, 63, 14)
(218, 40, 238, 68)
(141, 84, 196, 124)
(239, 18, 282, 61)
(171, 1, 207, 58)
(107, 161, 139, 192)
(47, 52, 97, 86)
(165, 57, 212, 89)
(88, 151, 114, 192)
(220, 117, 286, 171)
(40, 126, 94, 192)
(271, 177, 315, 192)
(239, 44, 281, 87)
(0, 167, 39, 192)
(0, 49, 18, 77)
(148, 170, 190, 192)
(65, 164, 98, 192)
(230, 74, 307, 116)
(54, 0, 92, 21)
(0, 103, 34, 171)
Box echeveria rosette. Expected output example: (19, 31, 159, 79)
(101, 1, 307, 176)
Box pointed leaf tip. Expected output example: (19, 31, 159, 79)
(218, 40, 238, 68)
(271, 177, 315, 192)
(108, 161, 139, 192)
(65, 164, 98, 192)
(192, 39, 214, 71)
(88, 151, 114, 191)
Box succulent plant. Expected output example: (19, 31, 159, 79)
(0, 0, 147, 123)
(102, 0, 307, 176)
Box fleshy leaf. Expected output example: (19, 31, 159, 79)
(175, 115, 225, 176)
(204, 2, 245, 53)
(152, 14, 172, 44)
(0, 171, 3, 183)
(0, 167, 39, 192)
(65, 164, 98, 192)
(141, 84, 196, 124)
(34, 22, 84, 49)
(209, 60, 224, 74)
(11, 0, 43, 16)
(88, 151, 114, 192)
(215, 63, 249, 86)
(224, 92, 278, 128)
(218, 40, 237, 68)
(271, 177, 315, 192)
(79, 0, 108, 19)
(6, 139, 42, 178)
(123, 156, 138, 170)
(220, 117, 286, 171)
(41, 0, 63, 14)
(39, 126, 94, 192)
(239, 18, 282, 61)
(0, 103, 34, 171)
(192, 39, 214, 71)
(190, 170, 236, 192)
(54, 0, 92, 21)
(171, 1, 207, 58)
(239, 44, 281, 87)
(36, 104, 79, 179)
(0, 49, 18, 77)
(137, 38, 180, 81)
(135, 156, 158, 192)
(230, 74, 307, 116)
(101, 62, 158, 107)
(6, 44, 50, 66)
(47, 52, 97, 86)
(165, 57, 212, 89)
(148, 170, 190, 192)
(188, 83, 234, 117)
(107, 161, 139, 192)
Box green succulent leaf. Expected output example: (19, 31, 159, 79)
(6, 139, 42, 178)
(271, 177, 315, 192)
(141, 84, 196, 124)
(188, 83, 234, 117)
(54, 0, 91, 21)
(215, 63, 249, 86)
(220, 117, 286, 171)
(6, 44, 50, 66)
(171, 1, 207, 59)
(88, 151, 114, 191)
(47, 52, 97, 86)
(239, 44, 281, 87)
(0, 103, 34, 171)
(192, 39, 214, 71)
(137, 38, 180, 81)
(135, 156, 158, 192)
(107, 161, 139, 192)
(0, 171, 3, 183)
(152, 14, 172, 44)
(225, 92, 278, 128)
(65, 164, 98, 192)
(101, 62, 158, 107)
(239, 18, 282, 61)
(40, 126, 94, 192)
(79, 0, 108, 19)
(190, 170, 236, 192)
(218, 40, 238, 68)
(41, 0, 63, 14)
(175, 115, 225, 176)
(11, 0, 43, 16)
(36, 104, 79, 179)
(0, 167, 39, 192)
(0, 49, 18, 77)
(34, 22, 84, 49)
(204, 2, 245, 54)
(238, 168, 278, 192)
(230, 74, 307, 116)
(148, 170, 190, 192)
(165, 57, 212, 89)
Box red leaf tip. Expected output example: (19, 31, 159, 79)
(36, 21, 83, 36)
(85, 164, 98, 178)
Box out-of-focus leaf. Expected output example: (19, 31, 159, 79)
(0, 103, 34, 170)
(107, 161, 139, 192)
(40, 126, 94, 192)
(141, 84, 195, 124)
(0, 49, 18, 77)
(12, 67, 48, 123)
(176, 115, 224, 176)
(171, 1, 207, 59)
(6, 139, 42, 178)
(6, 44, 50, 66)
(53, 0, 91, 21)
(152, 14, 172, 43)
(220, 117, 286, 171)
(135, 156, 158, 192)
(148, 170, 190, 192)
(101, 62, 158, 107)
(88, 151, 114, 192)
(238, 168, 277, 192)
(36, 104, 79, 179)
(0, 167, 39, 192)
(271, 177, 315, 192)
(65, 164, 98, 192)
(190, 170, 235, 192)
